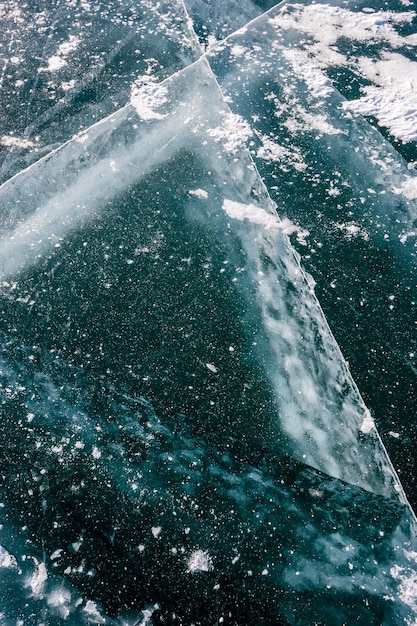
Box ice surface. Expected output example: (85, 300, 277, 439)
(0, 340, 416, 623)
(1, 0, 417, 623)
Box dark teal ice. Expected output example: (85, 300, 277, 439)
(0, 0, 417, 623)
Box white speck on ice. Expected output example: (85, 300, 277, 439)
(389, 431, 400, 438)
(152, 526, 162, 538)
(50, 549, 63, 560)
(43, 56, 68, 72)
(206, 363, 218, 373)
(335, 222, 369, 241)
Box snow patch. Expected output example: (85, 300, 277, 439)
(360, 412, 375, 434)
(207, 112, 253, 154)
(222, 199, 280, 230)
(343, 53, 417, 143)
(30, 560, 48, 599)
(189, 188, 209, 199)
(187, 550, 212, 573)
(130, 75, 169, 121)
(0, 135, 35, 149)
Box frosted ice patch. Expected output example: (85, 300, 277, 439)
(256, 137, 307, 172)
(230, 44, 247, 58)
(391, 563, 417, 614)
(47, 587, 73, 619)
(270, 5, 415, 49)
(130, 75, 169, 121)
(187, 550, 213, 573)
(57, 36, 80, 57)
(335, 222, 369, 241)
(393, 175, 417, 200)
(282, 49, 334, 100)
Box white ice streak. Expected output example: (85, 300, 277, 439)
(189, 188, 209, 199)
(222, 196, 402, 497)
(0, 107, 188, 281)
